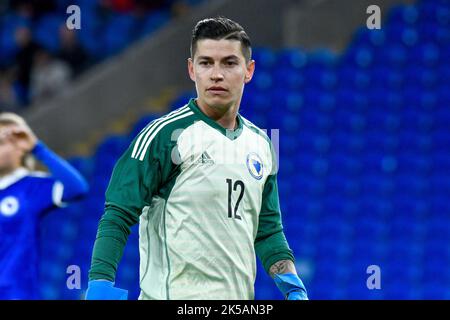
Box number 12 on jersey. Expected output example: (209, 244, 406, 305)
(226, 179, 245, 220)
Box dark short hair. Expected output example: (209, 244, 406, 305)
(190, 17, 252, 62)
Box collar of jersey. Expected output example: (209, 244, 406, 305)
(0, 167, 29, 190)
(188, 98, 244, 141)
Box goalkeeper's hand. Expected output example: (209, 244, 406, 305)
(85, 280, 128, 300)
(274, 273, 308, 300)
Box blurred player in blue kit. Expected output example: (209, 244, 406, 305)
(0, 112, 88, 299)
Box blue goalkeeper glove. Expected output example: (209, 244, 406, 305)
(85, 280, 128, 300)
(274, 273, 308, 300)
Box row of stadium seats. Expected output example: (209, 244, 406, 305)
(39, 0, 449, 299)
(0, 0, 207, 64)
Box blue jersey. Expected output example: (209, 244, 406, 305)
(0, 168, 64, 299)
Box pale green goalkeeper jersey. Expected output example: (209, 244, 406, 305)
(89, 98, 294, 300)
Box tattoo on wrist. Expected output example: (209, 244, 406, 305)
(269, 259, 296, 278)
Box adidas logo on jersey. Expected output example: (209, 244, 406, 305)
(194, 151, 214, 165)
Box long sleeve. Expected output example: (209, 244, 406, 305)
(88, 135, 166, 282)
(31, 141, 89, 202)
(255, 173, 295, 274)
(254, 137, 295, 274)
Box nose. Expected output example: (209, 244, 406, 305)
(210, 63, 224, 82)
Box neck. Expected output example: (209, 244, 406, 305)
(0, 166, 20, 178)
(196, 99, 239, 130)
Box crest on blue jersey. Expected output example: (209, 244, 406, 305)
(0, 196, 19, 217)
(246, 153, 263, 180)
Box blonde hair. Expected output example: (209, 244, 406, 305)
(0, 112, 36, 170)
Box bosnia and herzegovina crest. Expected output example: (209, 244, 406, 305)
(246, 152, 263, 180)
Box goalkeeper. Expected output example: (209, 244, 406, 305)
(87, 17, 308, 300)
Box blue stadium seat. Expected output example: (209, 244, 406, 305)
(409, 42, 441, 66)
(277, 48, 308, 69)
(252, 47, 277, 70)
(0, 14, 31, 63)
(387, 5, 419, 26)
(102, 13, 138, 57)
(138, 10, 171, 38)
(33, 13, 65, 53)
(67, 156, 94, 180)
(272, 68, 305, 91)
(252, 70, 273, 91)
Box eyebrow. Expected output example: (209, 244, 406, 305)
(197, 55, 241, 61)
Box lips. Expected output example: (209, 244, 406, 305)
(208, 86, 227, 92)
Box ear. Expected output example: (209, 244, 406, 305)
(188, 58, 195, 82)
(244, 59, 255, 84)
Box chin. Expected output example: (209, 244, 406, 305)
(206, 97, 232, 108)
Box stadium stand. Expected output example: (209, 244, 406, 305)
(11, 0, 450, 299)
(0, 0, 205, 109)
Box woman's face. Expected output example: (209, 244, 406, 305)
(0, 124, 24, 175)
